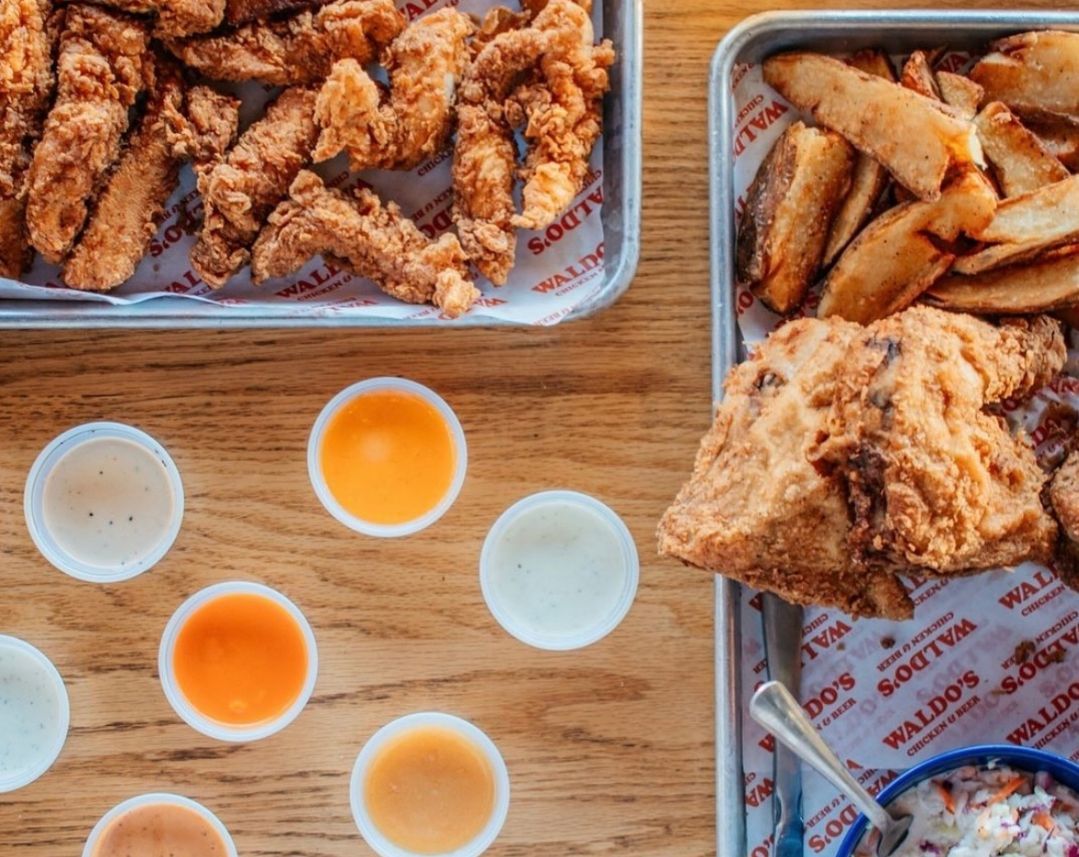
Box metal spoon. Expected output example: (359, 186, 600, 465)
(750, 681, 913, 857)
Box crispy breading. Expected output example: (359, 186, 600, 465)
(167, 85, 241, 182)
(63, 61, 185, 291)
(82, 0, 225, 37)
(453, 0, 598, 284)
(224, 0, 330, 25)
(0, 0, 55, 277)
(659, 307, 1066, 620)
(165, 0, 403, 85)
(810, 308, 1062, 576)
(314, 8, 474, 170)
(251, 170, 479, 317)
(25, 5, 150, 264)
(657, 315, 913, 620)
(508, 0, 613, 230)
(191, 85, 318, 287)
(737, 121, 853, 314)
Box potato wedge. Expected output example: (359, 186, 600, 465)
(953, 174, 1079, 274)
(1030, 119, 1079, 171)
(978, 173, 1079, 242)
(736, 121, 854, 314)
(937, 71, 984, 120)
(974, 102, 1069, 197)
(901, 50, 941, 100)
(970, 31, 1079, 123)
(822, 49, 895, 265)
(927, 248, 1079, 314)
(763, 52, 983, 200)
(818, 170, 998, 323)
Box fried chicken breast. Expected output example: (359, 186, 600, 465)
(0, 0, 55, 278)
(165, 0, 403, 85)
(25, 5, 150, 265)
(314, 8, 474, 171)
(224, 0, 331, 26)
(251, 170, 479, 318)
(658, 307, 1066, 620)
(63, 60, 185, 290)
(191, 85, 318, 287)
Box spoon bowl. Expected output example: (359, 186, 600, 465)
(750, 680, 913, 857)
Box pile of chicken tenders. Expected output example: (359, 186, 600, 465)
(0, 0, 613, 316)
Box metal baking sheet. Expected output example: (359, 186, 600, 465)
(709, 11, 1079, 857)
(0, 0, 641, 329)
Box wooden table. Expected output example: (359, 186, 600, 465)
(0, 3, 728, 854)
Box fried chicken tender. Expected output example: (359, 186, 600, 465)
(63, 61, 185, 290)
(251, 170, 480, 317)
(165, 0, 404, 85)
(167, 85, 241, 182)
(508, 2, 612, 229)
(224, 0, 331, 26)
(191, 85, 318, 287)
(314, 8, 474, 171)
(82, 0, 225, 37)
(0, 0, 55, 278)
(453, 0, 608, 284)
(658, 307, 1066, 620)
(25, 5, 150, 265)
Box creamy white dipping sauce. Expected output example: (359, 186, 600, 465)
(483, 494, 637, 648)
(41, 437, 174, 570)
(0, 642, 65, 785)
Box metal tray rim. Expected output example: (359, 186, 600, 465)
(708, 11, 1079, 857)
(0, 0, 642, 330)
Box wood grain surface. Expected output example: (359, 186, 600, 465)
(4, 0, 1057, 853)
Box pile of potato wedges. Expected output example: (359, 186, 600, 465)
(736, 31, 1079, 325)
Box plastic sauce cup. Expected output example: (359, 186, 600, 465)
(480, 490, 640, 651)
(308, 378, 467, 538)
(158, 581, 318, 743)
(82, 793, 238, 857)
(0, 635, 69, 793)
(24, 422, 184, 583)
(351, 712, 511, 857)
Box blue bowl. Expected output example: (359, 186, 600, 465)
(835, 745, 1079, 857)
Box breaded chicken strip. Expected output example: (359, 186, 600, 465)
(191, 85, 318, 287)
(63, 61, 185, 290)
(167, 85, 241, 183)
(314, 8, 474, 170)
(224, 0, 330, 26)
(508, 2, 612, 229)
(251, 170, 479, 317)
(165, 0, 403, 85)
(81, 0, 225, 37)
(26, 5, 150, 264)
(0, 0, 56, 277)
(452, 0, 602, 284)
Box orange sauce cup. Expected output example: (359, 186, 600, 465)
(350, 713, 510, 857)
(308, 378, 467, 538)
(158, 581, 318, 742)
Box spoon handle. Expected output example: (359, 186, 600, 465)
(750, 681, 893, 835)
